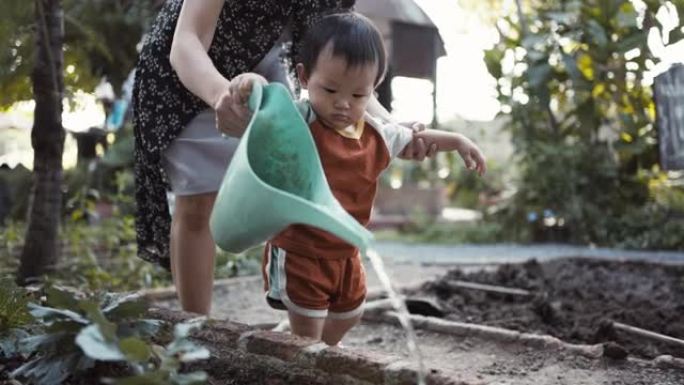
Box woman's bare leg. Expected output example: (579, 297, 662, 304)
(170, 192, 217, 315)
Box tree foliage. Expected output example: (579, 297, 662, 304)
(0, 0, 159, 108)
(484, 0, 684, 247)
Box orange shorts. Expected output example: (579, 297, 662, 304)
(262, 243, 366, 319)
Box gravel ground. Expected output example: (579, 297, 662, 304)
(154, 243, 684, 384)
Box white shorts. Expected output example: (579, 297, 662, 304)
(161, 43, 291, 196)
(162, 109, 239, 196)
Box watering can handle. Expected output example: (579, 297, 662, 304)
(248, 81, 264, 113)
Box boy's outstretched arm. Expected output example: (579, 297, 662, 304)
(367, 96, 437, 161)
(411, 129, 487, 176)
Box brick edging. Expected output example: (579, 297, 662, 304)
(148, 307, 478, 385)
(148, 303, 684, 385)
(365, 309, 684, 371)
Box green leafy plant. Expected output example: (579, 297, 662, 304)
(484, 0, 684, 248)
(0, 278, 33, 360)
(0, 278, 32, 331)
(103, 319, 209, 385)
(12, 287, 158, 384)
(11, 286, 208, 385)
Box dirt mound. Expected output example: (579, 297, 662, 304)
(417, 257, 684, 359)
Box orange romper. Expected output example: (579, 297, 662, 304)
(262, 103, 412, 319)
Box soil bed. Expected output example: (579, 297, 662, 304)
(413, 257, 684, 359)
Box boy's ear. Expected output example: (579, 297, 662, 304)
(296, 63, 309, 88)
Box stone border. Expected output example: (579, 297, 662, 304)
(149, 304, 684, 385)
(364, 310, 604, 358)
(364, 309, 684, 370)
(149, 307, 478, 385)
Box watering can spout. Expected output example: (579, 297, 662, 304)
(210, 82, 374, 254)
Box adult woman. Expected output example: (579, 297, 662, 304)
(133, 0, 434, 315)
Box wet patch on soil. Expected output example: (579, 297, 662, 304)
(414, 257, 684, 359)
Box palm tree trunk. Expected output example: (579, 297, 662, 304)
(17, 0, 65, 285)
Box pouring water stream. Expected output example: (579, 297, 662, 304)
(365, 247, 426, 385)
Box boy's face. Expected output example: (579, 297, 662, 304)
(297, 44, 378, 131)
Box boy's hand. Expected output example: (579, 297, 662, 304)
(397, 122, 438, 160)
(456, 136, 487, 176)
(214, 73, 267, 136)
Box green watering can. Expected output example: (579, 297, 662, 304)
(210, 82, 374, 254)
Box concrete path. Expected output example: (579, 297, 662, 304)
(158, 241, 684, 326)
(373, 241, 684, 265)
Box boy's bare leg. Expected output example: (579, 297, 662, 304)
(321, 313, 363, 346)
(288, 311, 326, 341)
(170, 192, 217, 315)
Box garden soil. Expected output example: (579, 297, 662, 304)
(156, 257, 684, 384)
(416, 258, 684, 360)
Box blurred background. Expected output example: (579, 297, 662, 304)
(1, 0, 683, 292)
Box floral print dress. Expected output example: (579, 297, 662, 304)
(133, 0, 353, 269)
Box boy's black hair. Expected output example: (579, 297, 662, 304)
(298, 12, 387, 86)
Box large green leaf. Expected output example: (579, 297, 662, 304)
(615, 32, 645, 53)
(79, 299, 118, 340)
(119, 336, 151, 362)
(28, 304, 89, 324)
(102, 293, 148, 319)
(45, 286, 81, 312)
(562, 53, 582, 81)
(587, 20, 609, 47)
(75, 324, 125, 361)
(484, 48, 504, 79)
(528, 63, 553, 88)
(18, 333, 62, 354)
(0, 328, 29, 357)
(12, 354, 73, 385)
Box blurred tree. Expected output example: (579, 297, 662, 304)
(17, 0, 65, 284)
(484, 0, 684, 246)
(6, 0, 159, 283)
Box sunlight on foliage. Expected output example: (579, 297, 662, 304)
(484, 0, 684, 248)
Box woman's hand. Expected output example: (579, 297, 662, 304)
(214, 73, 267, 137)
(397, 122, 438, 160)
